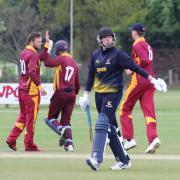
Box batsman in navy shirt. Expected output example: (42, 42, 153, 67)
(79, 27, 159, 171)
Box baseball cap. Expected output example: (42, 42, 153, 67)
(129, 23, 146, 32)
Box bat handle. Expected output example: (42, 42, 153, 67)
(89, 127, 93, 142)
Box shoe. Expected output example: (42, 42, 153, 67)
(25, 148, 41, 152)
(58, 126, 71, 138)
(64, 144, 74, 152)
(124, 139, 137, 150)
(25, 144, 41, 152)
(59, 136, 65, 147)
(145, 137, 160, 154)
(6, 141, 17, 151)
(86, 158, 99, 171)
(110, 161, 132, 170)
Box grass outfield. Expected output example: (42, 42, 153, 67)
(0, 89, 180, 180)
(0, 159, 180, 180)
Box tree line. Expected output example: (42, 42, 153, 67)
(0, 0, 180, 82)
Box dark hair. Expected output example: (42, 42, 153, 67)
(137, 31, 145, 36)
(27, 32, 42, 44)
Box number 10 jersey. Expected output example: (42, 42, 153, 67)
(19, 45, 42, 95)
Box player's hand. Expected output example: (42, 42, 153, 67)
(45, 31, 50, 43)
(45, 31, 53, 54)
(48, 40, 53, 54)
(79, 91, 90, 111)
(126, 69, 133, 75)
(149, 76, 167, 92)
(39, 86, 47, 96)
(157, 78, 167, 92)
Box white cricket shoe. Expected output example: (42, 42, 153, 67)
(65, 145, 74, 152)
(124, 139, 137, 150)
(86, 158, 99, 171)
(145, 137, 161, 154)
(110, 161, 132, 170)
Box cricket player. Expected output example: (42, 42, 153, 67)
(120, 23, 163, 153)
(6, 32, 52, 151)
(79, 27, 167, 171)
(44, 38, 80, 152)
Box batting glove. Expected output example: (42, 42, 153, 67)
(79, 91, 90, 111)
(150, 78, 167, 92)
(157, 78, 167, 92)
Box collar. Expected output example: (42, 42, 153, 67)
(59, 52, 72, 57)
(26, 45, 37, 53)
(101, 46, 115, 53)
(133, 37, 145, 46)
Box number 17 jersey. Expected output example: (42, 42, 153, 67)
(44, 52, 80, 95)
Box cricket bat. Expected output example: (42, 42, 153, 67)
(85, 105, 93, 142)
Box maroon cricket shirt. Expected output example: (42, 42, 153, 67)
(131, 37, 155, 84)
(19, 45, 48, 95)
(44, 52, 80, 95)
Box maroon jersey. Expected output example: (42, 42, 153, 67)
(132, 37, 154, 75)
(19, 45, 42, 95)
(131, 37, 155, 84)
(44, 53, 80, 95)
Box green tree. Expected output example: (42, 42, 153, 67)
(97, 0, 147, 30)
(0, 0, 45, 64)
(146, 0, 180, 30)
(96, 0, 147, 51)
(36, 0, 149, 83)
(145, 0, 180, 48)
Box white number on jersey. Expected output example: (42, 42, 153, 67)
(20, 59, 26, 74)
(65, 66, 74, 82)
(148, 46, 153, 61)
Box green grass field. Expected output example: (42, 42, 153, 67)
(0, 90, 180, 180)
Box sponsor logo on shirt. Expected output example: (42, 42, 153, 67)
(106, 101, 113, 108)
(96, 67, 107, 72)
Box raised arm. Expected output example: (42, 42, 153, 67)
(39, 31, 54, 62)
(39, 46, 48, 61)
(44, 55, 62, 67)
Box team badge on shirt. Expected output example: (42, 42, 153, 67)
(106, 58, 111, 65)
